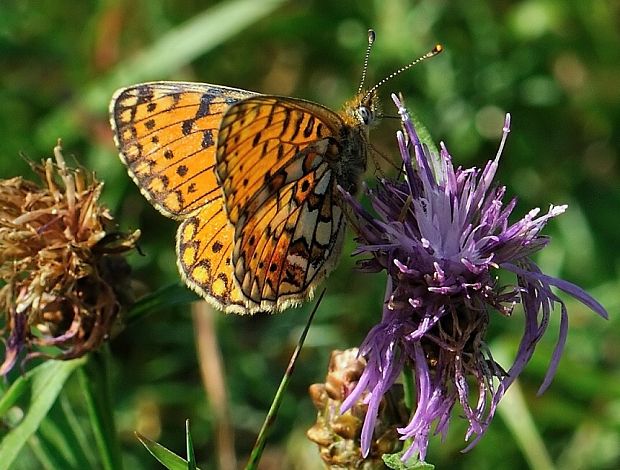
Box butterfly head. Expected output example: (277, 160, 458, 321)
(342, 90, 381, 131)
(345, 30, 442, 131)
(356, 91, 380, 126)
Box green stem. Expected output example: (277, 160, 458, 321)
(400, 365, 417, 460)
(402, 364, 415, 411)
(78, 350, 123, 470)
(244, 290, 325, 470)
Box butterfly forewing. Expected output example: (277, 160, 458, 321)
(110, 82, 256, 218)
(215, 97, 340, 224)
(215, 97, 351, 311)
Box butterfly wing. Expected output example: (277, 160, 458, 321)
(110, 81, 257, 313)
(110, 81, 256, 218)
(215, 96, 349, 312)
(176, 196, 248, 313)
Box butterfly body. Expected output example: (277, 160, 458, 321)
(110, 81, 376, 314)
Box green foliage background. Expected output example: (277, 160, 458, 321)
(1, 0, 618, 468)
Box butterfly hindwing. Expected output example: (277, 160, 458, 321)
(176, 197, 247, 313)
(235, 162, 346, 311)
(215, 97, 349, 311)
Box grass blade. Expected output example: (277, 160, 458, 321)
(78, 352, 123, 470)
(136, 431, 201, 470)
(0, 358, 86, 470)
(245, 290, 325, 469)
(186, 420, 196, 470)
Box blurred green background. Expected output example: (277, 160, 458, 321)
(1, 0, 618, 468)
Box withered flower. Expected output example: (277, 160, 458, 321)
(0, 143, 140, 375)
(307, 349, 408, 469)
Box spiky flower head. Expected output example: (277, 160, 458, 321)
(0, 143, 140, 375)
(339, 94, 608, 462)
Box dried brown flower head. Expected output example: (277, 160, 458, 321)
(307, 349, 408, 469)
(0, 142, 140, 375)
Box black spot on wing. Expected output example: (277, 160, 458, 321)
(201, 129, 214, 148)
(289, 112, 304, 141)
(136, 85, 154, 104)
(196, 94, 211, 118)
(279, 108, 291, 138)
(303, 115, 315, 138)
(253, 131, 262, 146)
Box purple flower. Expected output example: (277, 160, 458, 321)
(340, 94, 608, 462)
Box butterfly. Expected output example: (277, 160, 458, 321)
(109, 81, 377, 314)
(109, 33, 441, 315)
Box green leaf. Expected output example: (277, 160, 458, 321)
(27, 433, 59, 470)
(136, 432, 201, 470)
(383, 451, 435, 470)
(0, 373, 29, 419)
(186, 420, 196, 470)
(0, 358, 86, 470)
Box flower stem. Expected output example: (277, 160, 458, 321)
(400, 366, 417, 459)
(402, 364, 415, 411)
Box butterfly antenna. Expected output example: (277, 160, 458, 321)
(357, 29, 377, 95)
(363, 43, 443, 102)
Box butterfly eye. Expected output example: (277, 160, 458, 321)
(356, 106, 373, 126)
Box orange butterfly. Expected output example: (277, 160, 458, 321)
(109, 33, 441, 314)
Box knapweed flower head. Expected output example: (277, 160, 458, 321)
(0, 143, 140, 375)
(339, 94, 608, 462)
